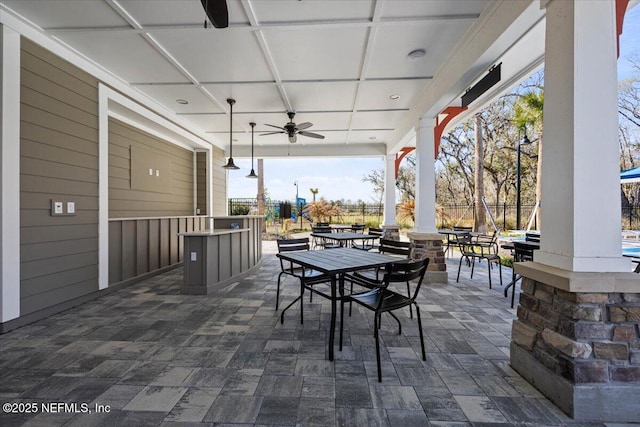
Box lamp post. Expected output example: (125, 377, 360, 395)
(516, 133, 531, 230)
(294, 180, 300, 228)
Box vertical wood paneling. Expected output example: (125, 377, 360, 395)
(160, 219, 170, 267)
(109, 222, 122, 283)
(136, 220, 149, 275)
(148, 219, 160, 271)
(121, 221, 136, 280)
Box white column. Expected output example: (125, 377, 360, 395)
(414, 118, 438, 233)
(382, 154, 397, 226)
(536, 0, 627, 272)
(0, 25, 21, 323)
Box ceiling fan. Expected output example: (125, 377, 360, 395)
(261, 112, 325, 143)
(201, 0, 228, 29)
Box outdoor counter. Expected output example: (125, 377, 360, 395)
(179, 216, 263, 294)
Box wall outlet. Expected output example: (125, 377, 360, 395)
(53, 201, 63, 214)
(190, 252, 197, 262)
(155, 169, 160, 177)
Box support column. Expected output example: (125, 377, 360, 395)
(536, 0, 627, 273)
(382, 154, 399, 240)
(408, 117, 447, 283)
(510, 1, 639, 422)
(0, 25, 21, 329)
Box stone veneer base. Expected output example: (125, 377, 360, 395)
(425, 271, 448, 284)
(511, 342, 640, 422)
(512, 262, 640, 422)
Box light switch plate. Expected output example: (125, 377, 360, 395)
(190, 252, 197, 261)
(53, 201, 63, 214)
(66, 202, 75, 214)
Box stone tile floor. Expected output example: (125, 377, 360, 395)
(0, 241, 635, 426)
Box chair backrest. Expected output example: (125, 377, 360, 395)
(315, 222, 329, 227)
(368, 227, 384, 237)
(453, 226, 473, 232)
(379, 239, 413, 258)
(312, 226, 332, 234)
(383, 257, 429, 300)
(277, 238, 311, 253)
(351, 223, 365, 233)
(525, 232, 540, 243)
(514, 241, 535, 261)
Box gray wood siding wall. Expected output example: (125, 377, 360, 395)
(196, 151, 207, 215)
(20, 38, 100, 315)
(109, 118, 194, 218)
(212, 146, 227, 216)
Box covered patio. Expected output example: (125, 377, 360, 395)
(0, 241, 580, 427)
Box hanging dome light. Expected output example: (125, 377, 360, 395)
(222, 98, 240, 170)
(246, 122, 258, 178)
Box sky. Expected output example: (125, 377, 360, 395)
(229, 6, 640, 203)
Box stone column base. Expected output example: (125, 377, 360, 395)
(407, 231, 447, 284)
(511, 262, 640, 422)
(381, 225, 400, 241)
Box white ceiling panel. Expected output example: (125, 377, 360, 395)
(2, 0, 126, 28)
(251, 0, 374, 23)
(356, 79, 428, 110)
(348, 129, 394, 144)
(283, 81, 358, 112)
(379, 0, 487, 19)
(183, 113, 228, 132)
(55, 32, 189, 83)
(265, 27, 368, 80)
(151, 30, 274, 82)
(119, 0, 249, 26)
(135, 84, 224, 114)
(202, 83, 285, 113)
(351, 110, 407, 130)
(367, 22, 471, 79)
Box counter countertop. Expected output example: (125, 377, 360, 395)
(179, 228, 250, 236)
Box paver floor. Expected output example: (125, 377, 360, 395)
(0, 241, 623, 426)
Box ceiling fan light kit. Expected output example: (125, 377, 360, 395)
(261, 111, 325, 143)
(222, 98, 240, 170)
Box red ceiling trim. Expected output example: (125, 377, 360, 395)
(616, 0, 630, 58)
(434, 106, 467, 158)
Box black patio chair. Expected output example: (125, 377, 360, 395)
(276, 238, 331, 324)
(311, 226, 340, 249)
(341, 257, 429, 382)
(346, 239, 414, 317)
(455, 232, 502, 289)
(352, 227, 384, 251)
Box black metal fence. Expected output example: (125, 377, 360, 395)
(229, 198, 639, 230)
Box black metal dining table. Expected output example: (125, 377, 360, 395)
(310, 232, 380, 248)
(502, 240, 541, 307)
(275, 247, 398, 360)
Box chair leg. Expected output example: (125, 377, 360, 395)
(276, 272, 284, 310)
(487, 259, 492, 289)
(374, 313, 382, 382)
(340, 297, 345, 350)
(299, 280, 305, 325)
(406, 282, 413, 319)
(389, 311, 402, 335)
(349, 281, 354, 316)
(498, 261, 503, 286)
(415, 303, 426, 361)
(456, 256, 463, 282)
(470, 256, 475, 279)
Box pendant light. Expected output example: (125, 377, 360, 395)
(246, 122, 258, 178)
(222, 98, 240, 169)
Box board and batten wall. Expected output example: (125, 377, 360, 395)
(9, 37, 228, 331)
(19, 38, 99, 316)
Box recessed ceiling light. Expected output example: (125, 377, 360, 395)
(176, 99, 189, 105)
(369, 136, 376, 140)
(407, 49, 426, 61)
(389, 94, 400, 100)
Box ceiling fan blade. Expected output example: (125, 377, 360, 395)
(289, 134, 297, 143)
(299, 131, 325, 139)
(296, 122, 313, 131)
(259, 131, 285, 136)
(264, 123, 286, 131)
(201, 0, 228, 29)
